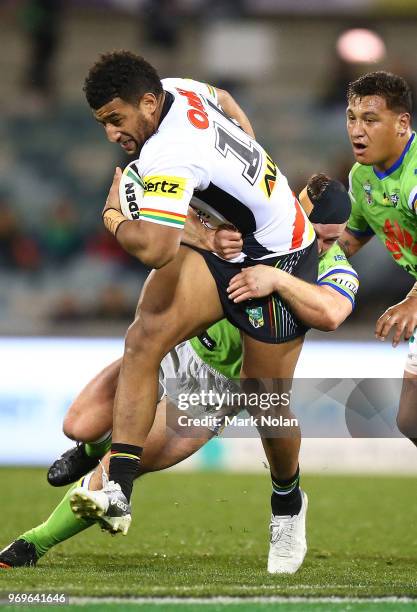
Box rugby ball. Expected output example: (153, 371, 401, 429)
(119, 161, 144, 220)
(190, 196, 230, 229)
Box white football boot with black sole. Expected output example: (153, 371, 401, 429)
(267, 490, 308, 574)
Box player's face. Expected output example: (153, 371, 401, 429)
(314, 222, 347, 255)
(94, 95, 158, 155)
(346, 95, 409, 171)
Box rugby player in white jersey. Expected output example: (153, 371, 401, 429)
(75, 51, 319, 572)
(0, 175, 358, 573)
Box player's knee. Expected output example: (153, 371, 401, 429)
(124, 317, 166, 360)
(63, 409, 92, 442)
(124, 320, 149, 356)
(62, 413, 79, 441)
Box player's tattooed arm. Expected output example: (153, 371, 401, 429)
(337, 229, 372, 258)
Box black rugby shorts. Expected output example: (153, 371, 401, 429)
(186, 240, 318, 344)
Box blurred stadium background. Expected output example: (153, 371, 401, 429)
(1, 0, 417, 471)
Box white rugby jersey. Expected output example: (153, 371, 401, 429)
(132, 77, 315, 261)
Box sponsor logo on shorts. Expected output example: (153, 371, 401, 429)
(246, 306, 264, 328)
(143, 175, 187, 199)
(198, 331, 217, 351)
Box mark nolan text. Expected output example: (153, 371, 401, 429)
(178, 415, 298, 428)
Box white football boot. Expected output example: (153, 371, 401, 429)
(267, 490, 308, 574)
(70, 480, 131, 536)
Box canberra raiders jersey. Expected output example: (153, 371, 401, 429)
(189, 243, 358, 377)
(133, 77, 315, 261)
(348, 132, 417, 278)
(318, 243, 359, 308)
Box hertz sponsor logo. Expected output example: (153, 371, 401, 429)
(143, 175, 187, 199)
(260, 153, 277, 198)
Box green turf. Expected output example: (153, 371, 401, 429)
(2, 605, 417, 612)
(0, 469, 417, 600)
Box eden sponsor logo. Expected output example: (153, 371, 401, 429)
(124, 181, 140, 219)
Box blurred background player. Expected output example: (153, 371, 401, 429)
(339, 71, 417, 445)
(0, 174, 358, 572)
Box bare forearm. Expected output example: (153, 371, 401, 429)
(273, 273, 346, 331)
(181, 208, 214, 250)
(115, 220, 180, 268)
(228, 264, 351, 329)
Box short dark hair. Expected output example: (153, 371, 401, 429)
(84, 50, 163, 110)
(307, 173, 331, 201)
(347, 71, 412, 114)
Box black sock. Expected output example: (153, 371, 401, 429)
(270, 466, 302, 516)
(109, 443, 143, 502)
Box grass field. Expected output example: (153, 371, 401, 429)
(1, 468, 417, 610)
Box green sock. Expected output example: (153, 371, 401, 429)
(20, 483, 94, 558)
(85, 432, 112, 458)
